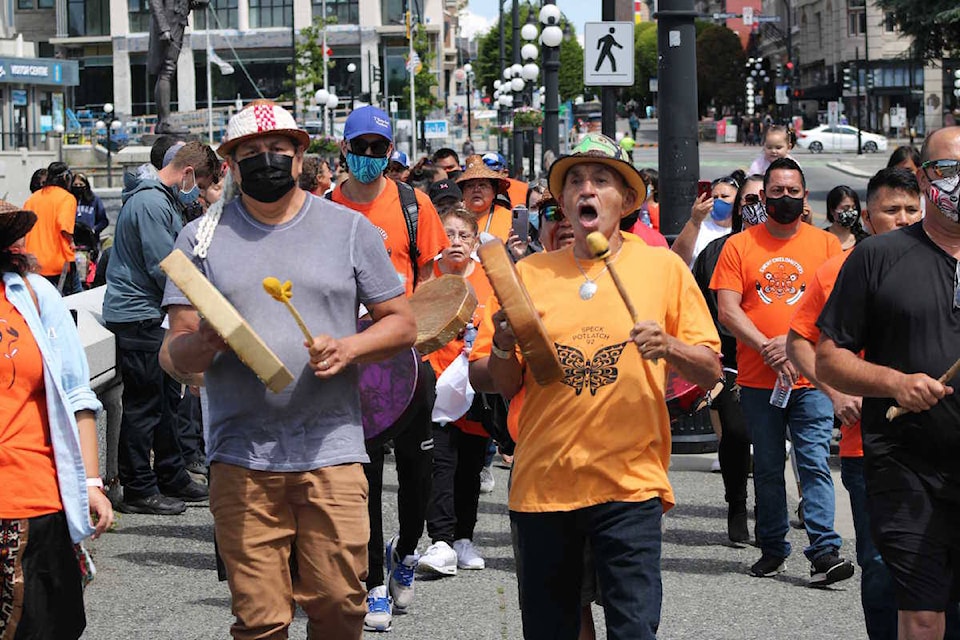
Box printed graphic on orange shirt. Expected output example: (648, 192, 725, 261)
(556, 341, 628, 396)
(0, 319, 20, 389)
(756, 257, 807, 306)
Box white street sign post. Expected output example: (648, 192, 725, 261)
(742, 6, 754, 26)
(584, 22, 635, 87)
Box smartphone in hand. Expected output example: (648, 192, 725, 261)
(697, 180, 712, 200)
(512, 205, 529, 247)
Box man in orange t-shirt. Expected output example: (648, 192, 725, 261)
(471, 134, 721, 640)
(787, 167, 923, 638)
(23, 162, 80, 294)
(330, 106, 448, 631)
(710, 157, 851, 585)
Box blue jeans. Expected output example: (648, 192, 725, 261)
(512, 499, 662, 640)
(841, 457, 898, 640)
(739, 386, 842, 561)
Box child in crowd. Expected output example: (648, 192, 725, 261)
(748, 125, 796, 176)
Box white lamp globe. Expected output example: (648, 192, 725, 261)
(111, 120, 122, 130)
(511, 63, 523, 76)
(521, 23, 539, 41)
(493, 79, 501, 89)
(104, 102, 114, 114)
(464, 63, 473, 74)
(521, 43, 538, 62)
(539, 4, 560, 26)
(503, 68, 512, 80)
(327, 94, 339, 108)
(315, 88, 329, 104)
(540, 25, 563, 47)
(347, 62, 357, 73)
(510, 77, 525, 92)
(95, 120, 106, 130)
(522, 63, 539, 81)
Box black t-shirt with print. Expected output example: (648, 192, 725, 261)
(818, 222, 960, 500)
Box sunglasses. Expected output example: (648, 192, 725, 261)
(742, 193, 760, 205)
(922, 159, 960, 182)
(350, 138, 390, 158)
(541, 204, 563, 222)
(713, 176, 740, 190)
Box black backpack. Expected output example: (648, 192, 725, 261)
(326, 178, 421, 288)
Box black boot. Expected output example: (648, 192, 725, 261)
(727, 501, 749, 543)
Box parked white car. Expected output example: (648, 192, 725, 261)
(796, 124, 889, 154)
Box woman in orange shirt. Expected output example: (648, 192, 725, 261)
(0, 200, 113, 639)
(419, 207, 495, 578)
(456, 158, 512, 243)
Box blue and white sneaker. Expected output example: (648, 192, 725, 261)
(363, 585, 392, 632)
(386, 535, 418, 610)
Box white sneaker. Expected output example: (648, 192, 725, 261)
(363, 585, 392, 632)
(386, 535, 417, 610)
(479, 466, 495, 494)
(418, 541, 458, 576)
(710, 457, 721, 473)
(453, 539, 485, 570)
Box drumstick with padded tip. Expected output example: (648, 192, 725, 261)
(586, 232, 638, 323)
(262, 277, 314, 343)
(885, 356, 960, 421)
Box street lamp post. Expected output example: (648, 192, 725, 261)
(539, 3, 563, 162)
(520, 20, 539, 180)
(315, 89, 329, 134)
(103, 103, 115, 188)
(464, 63, 474, 141)
(346, 62, 357, 110)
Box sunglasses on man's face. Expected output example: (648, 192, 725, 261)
(922, 159, 960, 182)
(540, 204, 563, 223)
(350, 138, 390, 158)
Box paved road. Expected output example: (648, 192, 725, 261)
(82, 453, 866, 640)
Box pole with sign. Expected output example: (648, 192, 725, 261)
(584, 17, 634, 138)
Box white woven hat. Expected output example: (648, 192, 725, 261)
(217, 99, 311, 158)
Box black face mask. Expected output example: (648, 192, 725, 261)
(765, 195, 805, 224)
(238, 152, 296, 203)
(71, 186, 85, 199)
(446, 169, 462, 182)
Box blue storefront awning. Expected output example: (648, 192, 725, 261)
(0, 57, 79, 87)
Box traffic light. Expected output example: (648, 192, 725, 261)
(842, 67, 854, 92)
(866, 69, 874, 90)
(955, 69, 960, 98)
(775, 63, 782, 79)
(793, 89, 803, 98)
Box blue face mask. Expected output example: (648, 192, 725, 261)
(177, 173, 200, 206)
(346, 152, 389, 184)
(711, 199, 733, 221)
(528, 209, 540, 230)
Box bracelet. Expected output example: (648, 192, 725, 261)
(86, 477, 104, 489)
(491, 343, 515, 360)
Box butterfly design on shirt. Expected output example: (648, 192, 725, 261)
(556, 341, 628, 396)
(0, 318, 20, 389)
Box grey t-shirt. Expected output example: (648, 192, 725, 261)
(162, 193, 405, 472)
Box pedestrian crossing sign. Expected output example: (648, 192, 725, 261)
(584, 22, 635, 87)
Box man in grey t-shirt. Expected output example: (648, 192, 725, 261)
(161, 100, 416, 639)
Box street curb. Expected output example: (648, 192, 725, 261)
(826, 162, 875, 179)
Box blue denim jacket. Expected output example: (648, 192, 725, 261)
(3, 272, 102, 543)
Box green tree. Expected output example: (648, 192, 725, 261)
(875, 0, 960, 60)
(412, 23, 441, 116)
(289, 15, 338, 102)
(696, 24, 746, 116)
(474, 2, 584, 103)
(621, 22, 657, 105)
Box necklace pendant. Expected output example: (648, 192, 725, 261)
(579, 281, 598, 300)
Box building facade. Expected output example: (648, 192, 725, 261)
(14, 0, 458, 125)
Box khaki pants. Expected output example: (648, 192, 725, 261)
(210, 462, 369, 640)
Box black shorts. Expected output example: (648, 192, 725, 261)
(869, 488, 960, 611)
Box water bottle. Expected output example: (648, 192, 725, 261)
(464, 322, 478, 351)
(769, 373, 792, 408)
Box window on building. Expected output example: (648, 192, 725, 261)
(382, 0, 405, 26)
(311, 0, 358, 24)
(128, 0, 151, 33)
(250, 0, 292, 28)
(194, 0, 239, 29)
(884, 11, 896, 32)
(37, 0, 53, 8)
(847, 0, 866, 36)
(17, 0, 33, 10)
(69, 0, 110, 35)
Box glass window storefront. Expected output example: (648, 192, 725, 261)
(193, 0, 239, 30)
(250, 0, 292, 28)
(194, 48, 294, 108)
(311, 0, 358, 25)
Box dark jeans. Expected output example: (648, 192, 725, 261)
(842, 457, 960, 639)
(108, 320, 191, 500)
(175, 391, 204, 465)
(364, 359, 435, 589)
(512, 499, 662, 640)
(713, 369, 751, 506)
(42, 262, 81, 296)
(4, 512, 85, 639)
(426, 423, 489, 544)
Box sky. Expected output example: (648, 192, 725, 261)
(460, 1, 601, 42)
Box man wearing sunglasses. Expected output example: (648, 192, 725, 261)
(818, 127, 960, 640)
(330, 106, 449, 633)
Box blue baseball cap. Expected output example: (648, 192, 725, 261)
(343, 106, 393, 142)
(389, 149, 409, 168)
(481, 152, 507, 171)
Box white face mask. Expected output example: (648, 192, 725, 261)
(927, 175, 960, 223)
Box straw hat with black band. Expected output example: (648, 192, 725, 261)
(547, 133, 648, 217)
(0, 201, 37, 251)
(456, 156, 510, 195)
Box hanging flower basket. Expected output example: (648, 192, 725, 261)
(308, 135, 339, 155)
(512, 107, 543, 131)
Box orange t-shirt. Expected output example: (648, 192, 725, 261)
(471, 238, 721, 513)
(427, 261, 494, 437)
(790, 250, 863, 457)
(332, 179, 449, 296)
(647, 201, 661, 231)
(476, 204, 514, 243)
(23, 186, 77, 276)
(710, 223, 842, 390)
(506, 178, 528, 209)
(0, 286, 63, 518)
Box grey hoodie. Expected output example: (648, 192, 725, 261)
(102, 164, 183, 323)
